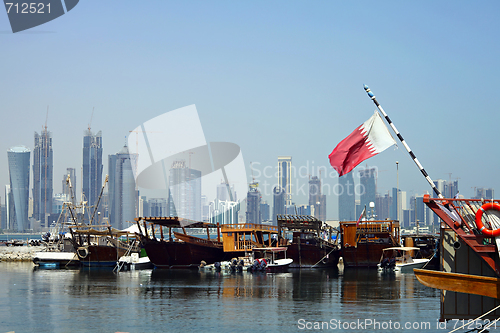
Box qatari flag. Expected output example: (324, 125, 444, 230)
(329, 111, 396, 176)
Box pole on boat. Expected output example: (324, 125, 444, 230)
(363, 85, 444, 199)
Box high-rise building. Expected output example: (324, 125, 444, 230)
(475, 188, 495, 200)
(309, 176, 326, 221)
(138, 196, 149, 217)
(359, 167, 376, 217)
(246, 183, 261, 224)
(272, 186, 285, 224)
(338, 172, 355, 221)
(33, 129, 53, 226)
(82, 130, 103, 209)
(209, 199, 240, 225)
(168, 160, 201, 221)
(433, 179, 446, 198)
(62, 167, 76, 200)
(149, 198, 167, 217)
(375, 192, 391, 220)
(1, 197, 6, 231)
(7, 146, 30, 231)
(108, 145, 137, 229)
(260, 201, 270, 222)
(278, 156, 292, 206)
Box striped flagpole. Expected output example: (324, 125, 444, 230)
(363, 85, 444, 199)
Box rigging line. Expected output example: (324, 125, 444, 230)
(479, 315, 500, 333)
(448, 303, 500, 333)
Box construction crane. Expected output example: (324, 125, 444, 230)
(88, 107, 94, 132)
(249, 162, 258, 189)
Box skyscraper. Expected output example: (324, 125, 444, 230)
(62, 168, 76, 201)
(475, 188, 495, 200)
(338, 172, 355, 221)
(168, 160, 202, 221)
(33, 129, 53, 226)
(108, 145, 137, 229)
(272, 186, 285, 224)
(82, 130, 103, 209)
(359, 168, 376, 218)
(260, 201, 270, 222)
(278, 156, 292, 206)
(309, 176, 326, 220)
(246, 184, 261, 224)
(7, 146, 30, 231)
(149, 198, 167, 217)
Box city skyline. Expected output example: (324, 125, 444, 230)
(2, 2, 500, 221)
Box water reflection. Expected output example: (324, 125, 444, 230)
(0, 264, 440, 333)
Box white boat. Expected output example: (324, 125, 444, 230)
(116, 253, 153, 271)
(33, 248, 79, 268)
(377, 246, 430, 272)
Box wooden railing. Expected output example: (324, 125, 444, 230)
(221, 223, 278, 233)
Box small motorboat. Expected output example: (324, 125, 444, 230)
(199, 247, 293, 273)
(248, 247, 293, 273)
(377, 246, 430, 272)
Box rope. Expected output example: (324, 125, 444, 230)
(310, 247, 336, 268)
(479, 315, 500, 333)
(448, 303, 500, 333)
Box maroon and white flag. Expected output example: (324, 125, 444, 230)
(329, 111, 396, 176)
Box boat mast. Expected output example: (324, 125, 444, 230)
(363, 85, 444, 199)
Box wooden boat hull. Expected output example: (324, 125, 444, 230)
(342, 243, 393, 267)
(77, 245, 126, 267)
(141, 237, 237, 269)
(286, 242, 340, 268)
(414, 268, 500, 299)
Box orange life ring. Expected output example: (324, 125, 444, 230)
(475, 203, 500, 237)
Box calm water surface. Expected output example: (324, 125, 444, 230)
(0, 263, 443, 333)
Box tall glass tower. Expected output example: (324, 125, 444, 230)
(33, 129, 53, 226)
(82, 129, 103, 209)
(8, 146, 30, 231)
(278, 156, 292, 206)
(108, 145, 137, 229)
(359, 167, 377, 218)
(338, 172, 355, 221)
(168, 160, 201, 221)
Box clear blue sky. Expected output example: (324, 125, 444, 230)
(1, 1, 499, 219)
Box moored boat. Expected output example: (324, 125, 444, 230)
(277, 215, 340, 268)
(377, 246, 429, 272)
(339, 220, 400, 267)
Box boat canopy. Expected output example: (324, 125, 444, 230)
(69, 226, 133, 236)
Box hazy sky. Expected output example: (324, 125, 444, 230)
(1, 1, 499, 219)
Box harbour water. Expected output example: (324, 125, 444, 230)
(0, 263, 451, 333)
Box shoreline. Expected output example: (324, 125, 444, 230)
(0, 246, 44, 262)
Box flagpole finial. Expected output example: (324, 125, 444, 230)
(364, 85, 375, 99)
